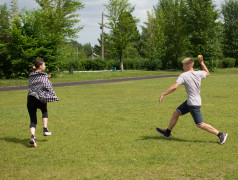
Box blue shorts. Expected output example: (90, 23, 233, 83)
(176, 100, 204, 125)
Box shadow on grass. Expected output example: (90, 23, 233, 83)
(140, 136, 216, 144)
(0, 137, 48, 148)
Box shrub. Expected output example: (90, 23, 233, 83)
(221, 57, 236, 68)
(91, 58, 107, 70)
(123, 58, 140, 70)
(142, 59, 162, 71)
(77, 58, 107, 71)
(0, 70, 4, 79)
(202, 60, 218, 71)
(106, 59, 121, 70)
(177, 57, 187, 70)
(106, 59, 116, 70)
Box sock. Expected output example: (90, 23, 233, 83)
(166, 129, 171, 134)
(31, 135, 35, 139)
(43, 127, 48, 131)
(217, 132, 223, 138)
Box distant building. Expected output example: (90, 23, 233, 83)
(89, 53, 100, 59)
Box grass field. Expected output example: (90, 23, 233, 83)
(0, 69, 238, 179)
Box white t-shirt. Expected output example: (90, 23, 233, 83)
(176, 70, 207, 106)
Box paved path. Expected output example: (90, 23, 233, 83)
(0, 74, 178, 92)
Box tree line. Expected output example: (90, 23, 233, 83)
(0, 0, 238, 78)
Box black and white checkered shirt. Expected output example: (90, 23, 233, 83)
(28, 72, 59, 103)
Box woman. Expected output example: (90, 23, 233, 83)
(27, 59, 59, 147)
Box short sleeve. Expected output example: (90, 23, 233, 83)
(198, 70, 207, 79)
(176, 74, 184, 85)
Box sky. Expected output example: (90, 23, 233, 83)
(1, 0, 224, 46)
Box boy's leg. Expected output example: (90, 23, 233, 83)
(189, 106, 228, 144)
(188, 106, 219, 135)
(156, 101, 188, 137)
(197, 123, 219, 135)
(156, 109, 181, 137)
(168, 110, 181, 131)
(197, 123, 228, 144)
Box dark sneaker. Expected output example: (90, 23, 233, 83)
(156, 128, 170, 138)
(29, 136, 37, 147)
(219, 133, 228, 144)
(43, 128, 52, 136)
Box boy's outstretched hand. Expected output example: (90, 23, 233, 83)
(159, 94, 164, 104)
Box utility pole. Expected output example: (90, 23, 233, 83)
(55, 0, 56, 11)
(101, 8, 106, 60)
(101, 12, 104, 60)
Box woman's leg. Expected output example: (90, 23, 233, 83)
(27, 96, 38, 136)
(27, 96, 38, 147)
(43, 118, 48, 129)
(40, 103, 51, 136)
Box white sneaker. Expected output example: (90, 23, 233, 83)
(43, 128, 52, 136)
(29, 137, 37, 147)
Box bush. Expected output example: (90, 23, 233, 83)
(202, 60, 218, 71)
(78, 58, 107, 71)
(220, 57, 236, 68)
(123, 58, 141, 70)
(177, 57, 187, 70)
(0, 70, 4, 79)
(142, 59, 162, 71)
(106, 59, 120, 70)
(91, 59, 107, 70)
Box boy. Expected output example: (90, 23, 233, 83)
(157, 55, 228, 144)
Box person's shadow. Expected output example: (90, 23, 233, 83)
(0, 137, 48, 148)
(140, 135, 215, 144)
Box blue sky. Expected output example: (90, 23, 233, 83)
(1, 0, 224, 46)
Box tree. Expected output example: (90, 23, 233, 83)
(57, 42, 80, 72)
(104, 0, 139, 71)
(97, 31, 117, 60)
(184, 0, 222, 68)
(82, 43, 93, 57)
(140, 9, 165, 65)
(222, 0, 238, 64)
(10, 0, 18, 19)
(0, 3, 13, 78)
(0, 0, 84, 78)
(140, 10, 156, 60)
(7, 9, 63, 77)
(35, 0, 84, 39)
(69, 40, 92, 58)
(154, 0, 188, 69)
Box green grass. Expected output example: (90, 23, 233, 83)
(0, 70, 180, 88)
(0, 69, 238, 179)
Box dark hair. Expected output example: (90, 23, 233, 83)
(31, 59, 45, 72)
